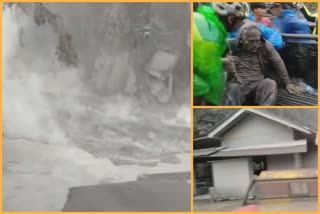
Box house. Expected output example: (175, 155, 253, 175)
(194, 109, 318, 200)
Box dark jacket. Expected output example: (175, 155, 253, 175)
(227, 21, 291, 85)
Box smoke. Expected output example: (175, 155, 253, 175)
(3, 6, 60, 141)
(3, 5, 121, 211)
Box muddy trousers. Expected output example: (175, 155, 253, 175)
(222, 78, 277, 106)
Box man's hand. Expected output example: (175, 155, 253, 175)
(224, 55, 239, 64)
(222, 58, 234, 73)
(222, 56, 242, 84)
(293, 2, 304, 10)
(222, 56, 238, 74)
(286, 83, 304, 94)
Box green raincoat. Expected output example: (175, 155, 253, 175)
(193, 5, 227, 105)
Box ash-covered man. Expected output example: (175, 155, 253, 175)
(222, 21, 303, 106)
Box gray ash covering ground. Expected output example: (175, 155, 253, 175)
(3, 3, 190, 211)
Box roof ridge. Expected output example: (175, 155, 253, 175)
(206, 108, 314, 138)
(245, 109, 315, 132)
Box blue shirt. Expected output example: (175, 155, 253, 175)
(278, 9, 310, 34)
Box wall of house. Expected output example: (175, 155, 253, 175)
(222, 114, 294, 148)
(267, 154, 295, 170)
(211, 158, 254, 200)
(303, 143, 318, 168)
(267, 143, 317, 170)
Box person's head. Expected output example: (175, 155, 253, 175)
(270, 3, 282, 17)
(280, 3, 297, 10)
(239, 25, 261, 53)
(250, 3, 267, 17)
(212, 2, 250, 32)
(271, 2, 297, 16)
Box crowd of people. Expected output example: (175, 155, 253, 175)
(193, 2, 318, 106)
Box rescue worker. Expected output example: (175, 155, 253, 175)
(270, 3, 310, 34)
(193, 2, 250, 105)
(222, 21, 303, 106)
(294, 2, 318, 35)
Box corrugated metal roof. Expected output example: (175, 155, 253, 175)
(194, 136, 221, 150)
(194, 147, 226, 157)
